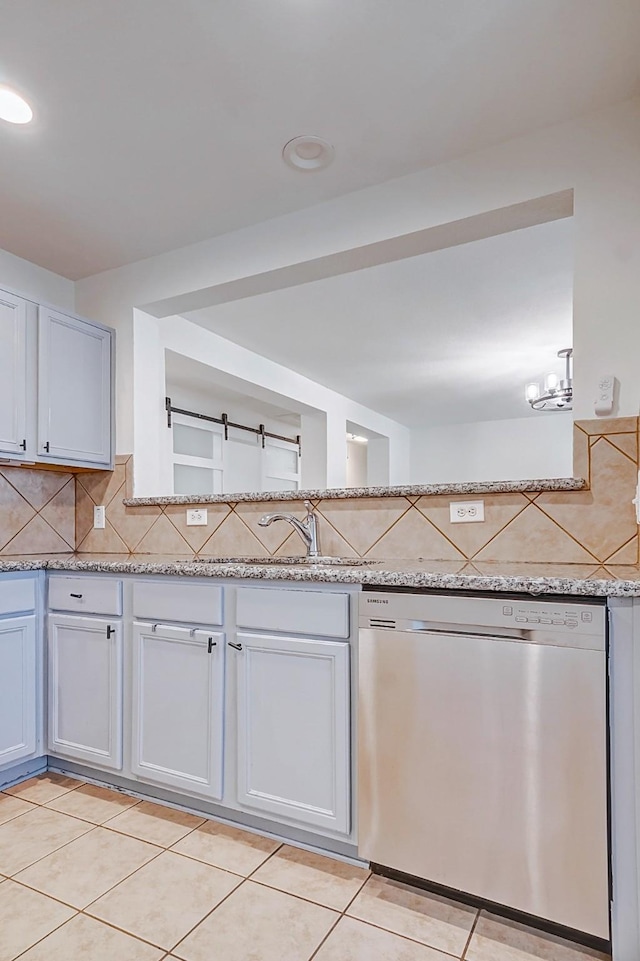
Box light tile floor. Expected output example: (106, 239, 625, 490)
(0, 773, 611, 961)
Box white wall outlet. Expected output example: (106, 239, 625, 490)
(186, 508, 208, 526)
(594, 374, 616, 415)
(450, 500, 485, 523)
(93, 505, 106, 529)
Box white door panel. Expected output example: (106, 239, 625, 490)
(0, 615, 37, 766)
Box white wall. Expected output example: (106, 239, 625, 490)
(133, 314, 411, 495)
(411, 416, 574, 484)
(0, 247, 74, 311)
(75, 96, 640, 459)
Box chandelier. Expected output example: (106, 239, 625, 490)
(526, 348, 573, 411)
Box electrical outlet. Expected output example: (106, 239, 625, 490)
(93, 505, 106, 529)
(449, 500, 485, 523)
(186, 508, 208, 526)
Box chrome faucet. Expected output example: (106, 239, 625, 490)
(258, 500, 321, 558)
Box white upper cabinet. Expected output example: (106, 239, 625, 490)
(0, 292, 29, 457)
(38, 308, 112, 466)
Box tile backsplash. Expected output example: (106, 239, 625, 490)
(74, 417, 640, 567)
(0, 467, 75, 553)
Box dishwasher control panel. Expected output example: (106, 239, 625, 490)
(360, 591, 606, 642)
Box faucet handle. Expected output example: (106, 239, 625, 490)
(303, 499, 314, 516)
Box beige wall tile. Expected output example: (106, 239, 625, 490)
(316, 499, 411, 557)
(199, 513, 269, 558)
(0, 468, 71, 511)
(75, 482, 95, 545)
(573, 425, 589, 481)
(416, 494, 528, 559)
(78, 463, 126, 507)
(2, 515, 71, 555)
(108, 490, 162, 551)
(575, 416, 639, 435)
(164, 503, 231, 552)
(77, 518, 129, 554)
(537, 438, 637, 561)
(607, 431, 638, 462)
(40, 479, 76, 548)
(0, 475, 36, 548)
(366, 509, 464, 561)
(475, 505, 597, 564)
(134, 515, 192, 555)
(605, 535, 638, 565)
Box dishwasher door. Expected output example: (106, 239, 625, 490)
(358, 625, 609, 940)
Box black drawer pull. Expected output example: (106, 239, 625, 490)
(106, 625, 114, 639)
(228, 641, 243, 651)
(43, 441, 50, 453)
(207, 637, 216, 653)
(70, 593, 83, 598)
(19, 439, 26, 451)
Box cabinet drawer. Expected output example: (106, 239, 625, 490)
(0, 576, 36, 615)
(48, 575, 122, 616)
(133, 580, 222, 625)
(237, 588, 350, 638)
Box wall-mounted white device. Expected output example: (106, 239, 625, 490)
(449, 500, 485, 523)
(594, 375, 616, 415)
(93, 505, 106, 529)
(186, 508, 208, 526)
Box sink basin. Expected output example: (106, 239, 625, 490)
(189, 556, 379, 567)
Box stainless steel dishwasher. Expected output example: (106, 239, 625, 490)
(358, 590, 609, 942)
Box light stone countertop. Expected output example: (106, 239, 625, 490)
(123, 477, 587, 506)
(2, 553, 640, 597)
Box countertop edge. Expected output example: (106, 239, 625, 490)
(123, 477, 588, 506)
(4, 555, 637, 596)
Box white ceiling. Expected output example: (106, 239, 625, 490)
(186, 218, 574, 427)
(0, 0, 638, 279)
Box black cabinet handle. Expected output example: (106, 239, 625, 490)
(19, 439, 26, 451)
(70, 593, 83, 598)
(228, 641, 243, 651)
(106, 625, 114, 639)
(207, 637, 216, 653)
(43, 442, 50, 453)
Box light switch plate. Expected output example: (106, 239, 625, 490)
(449, 500, 485, 523)
(93, 505, 106, 529)
(186, 508, 208, 526)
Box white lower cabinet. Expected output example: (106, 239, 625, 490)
(132, 623, 225, 799)
(233, 631, 351, 834)
(47, 614, 123, 769)
(0, 615, 37, 767)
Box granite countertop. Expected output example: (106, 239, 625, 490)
(123, 477, 587, 506)
(2, 552, 640, 597)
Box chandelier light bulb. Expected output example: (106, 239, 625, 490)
(525, 383, 540, 402)
(545, 372, 559, 392)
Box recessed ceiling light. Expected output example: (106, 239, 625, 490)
(282, 136, 334, 171)
(0, 86, 33, 124)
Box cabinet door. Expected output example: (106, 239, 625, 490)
(234, 632, 350, 833)
(0, 615, 37, 766)
(132, 623, 225, 799)
(48, 614, 122, 769)
(38, 308, 112, 466)
(0, 291, 29, 457)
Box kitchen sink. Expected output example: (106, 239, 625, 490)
(188, 555, 380, 566)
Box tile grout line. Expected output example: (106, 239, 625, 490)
(459, 906, 482, 960)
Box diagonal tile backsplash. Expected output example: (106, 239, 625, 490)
(0, 467, 75, 554)
(73, 417, 640, 567)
